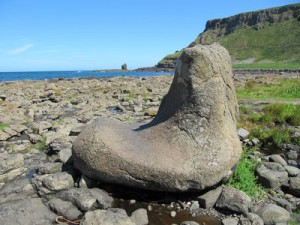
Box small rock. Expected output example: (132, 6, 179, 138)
(251, 138, 260, 145)
(129, 199, 136, 205)
(41, 172, 74, 191)
(189, 201, 199, 211)
(288, 160, 298, 167)
(48, 198, 82, 220)
(237, 128, 250, 140)
(37, 162, 63, 175)
(216, 186, 251, 214)
(256, 162, 288, 189)
(284, 165, 300, 177)
(197, 186, 222, 209)
(287, 151, 298, 160)
(289, 177, 300, 197)
(69, 125, 85, 136)
(170, 211, 177, 217)
(60, 188, 113, 211)
(180, 221, 200, 225)
(253, 203, 290, 225)
(130, 208, 148, 225)
(0, 198, 56, 225)
(270, 196, 293, 212)
(244, 213, 264, 225)
(0, 152, 25, 183)
(269, 154, 287, 166)
(78, 175, 96, 188)
(58, 148, 73, 164)
(222, 218, 238, 225)
(81, 208, 135, 225)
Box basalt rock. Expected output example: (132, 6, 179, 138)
(72, 43, 242, 191)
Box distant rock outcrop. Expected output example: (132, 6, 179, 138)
(72, 43, 242, 191)
(121, 64, 127, 70)
(157, 3, 300, 70)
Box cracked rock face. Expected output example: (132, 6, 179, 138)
(72, 43, 242, 191)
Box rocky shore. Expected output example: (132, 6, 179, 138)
(0, 68, 300, 224)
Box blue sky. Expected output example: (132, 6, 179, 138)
(0, 0, 298, 72)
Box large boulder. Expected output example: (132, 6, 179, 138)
(73, 43, 242, 191)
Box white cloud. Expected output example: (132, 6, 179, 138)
(7, 44, 34, 55)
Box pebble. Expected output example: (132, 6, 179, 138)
(170, 211, 177, 217)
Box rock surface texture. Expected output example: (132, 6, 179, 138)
(73, 43, 242, 191)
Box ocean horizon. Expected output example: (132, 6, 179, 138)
(0, 70, 173, 82)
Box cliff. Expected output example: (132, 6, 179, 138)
(157, 3, 300, 70)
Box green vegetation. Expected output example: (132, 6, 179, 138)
(36, 136, 48, 151)
(239, 103, 300, 147)
(227, 147, 267, 199)
(0, 122, 7, 131)
(233, 62, 300, 70)
(290, 211, 300, 225)
(237, 79, 300, 100)
(219, 19, 300, 64)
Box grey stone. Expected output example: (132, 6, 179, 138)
(287, 151, 298, 160)
(0, 152, 25, 183)
(197, 186, 222, 209)
(253, 204, 290, 225)
(0, 177, 35, 205)
(288, 160, 298, 167)
(189, 201, 199, 211)
(251, 138, 260, 145)
(73, 44, 242, 191)
(41, 172, 74, 191)
(216, 186, 251, 214)
(60, 187, 113, 211)
(270, 197, 293, 212)
(222, 218, 238, 225)
(130, 208, 148, 225)
(244, 213, 264, 225)
(256, 162, 289, 189)
(0, 198, 56, 225)
(49, 137, 72, 152)
(269, 154, 287, 166)
(289, 177, 300, 197)
(81, 208, 135, 225)
(58, 148, 73, 164)
(48, 198, 82, 220)
(69, 125, 85, 136)
(284, 165, 300, 177)
(237, 128, 250, 140)
(37, 162, 63, 174)
(0, 131, 10, 141)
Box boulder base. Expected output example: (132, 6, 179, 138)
(73, 43, 242, 191)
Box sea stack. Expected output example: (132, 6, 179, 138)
(72, 43, 242, 191)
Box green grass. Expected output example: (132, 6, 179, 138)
(239, 103, 300, 147)
(0, 122, 7, 131)
(36, 136, 48, 151)
(227, 147, 267, 199)
(233, 62, 300, 70)
(219, 19, 300, 63)
(237, 79, 300, 100)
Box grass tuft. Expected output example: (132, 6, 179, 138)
(227, 147, 267, 200)
(0, 122, 7, 131)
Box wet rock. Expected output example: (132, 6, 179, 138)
(256, 162, 288, 189)
(73, 44, 242, 191)
(197, 186, 223, 209)
(60, 187, 113, 211)
(216, 187, 251, 214)
(237, 128, 250, 140)
(37, 162, 63, 174)
(48, 198, 82, 220)
(222, 218, 238, 225)
(253, 203, 290, 225)
(40, 172, 74, 191)
(0, 198, 56, 225)
(130, 208, 148, 225)
(269, 154, 287, 166)
(81, 208, 135, 225)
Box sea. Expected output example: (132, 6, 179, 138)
(0, 70, 173, 82)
